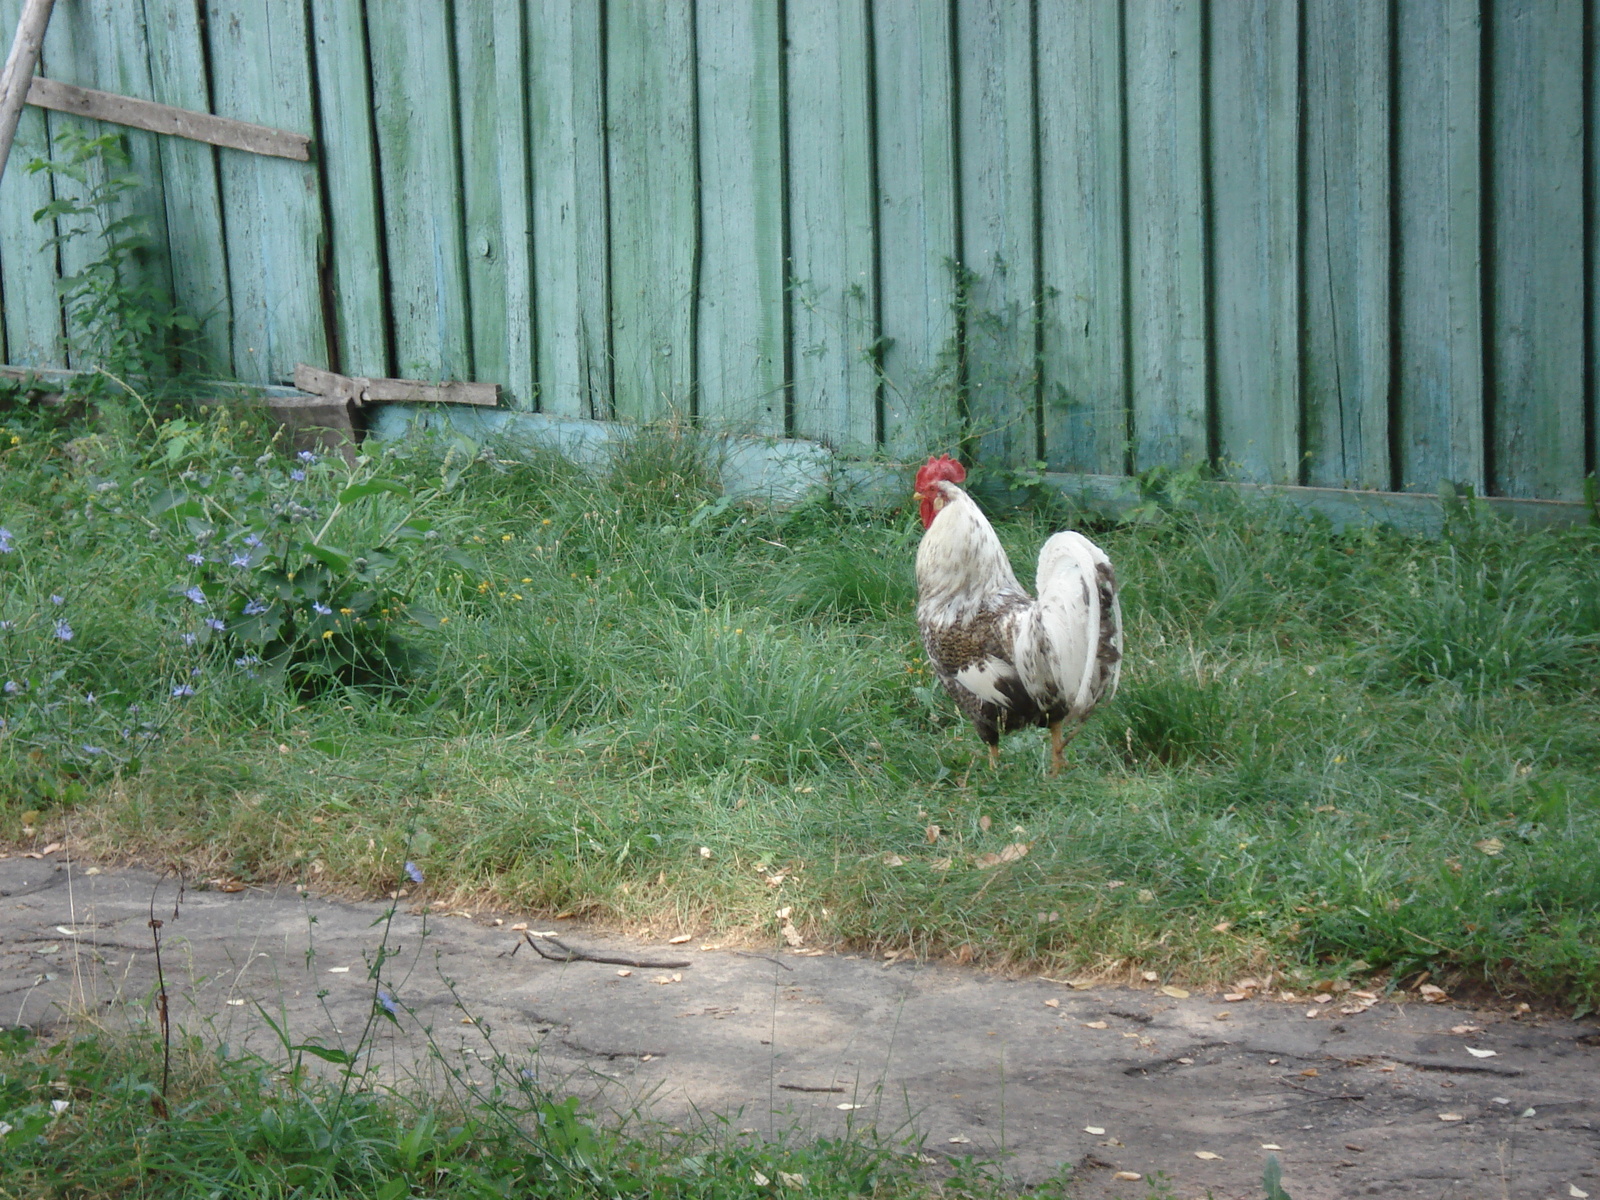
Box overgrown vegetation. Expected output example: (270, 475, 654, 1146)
(3, 398, 1598, 1014)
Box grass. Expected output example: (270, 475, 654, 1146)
(3, 394, 1600, 1016)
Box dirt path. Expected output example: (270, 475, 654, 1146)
(3, 855, 1596, 1199)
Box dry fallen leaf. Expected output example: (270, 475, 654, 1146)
(1418, 983, 1449, 1002)
(1044, 998, 1060, 1008)
(1212, 920, 1232, 933)
(925, 824, 941, 844)
(1223, 992, 1247, 1002)
(1084, 1126, 1106, 1135)
(667, 934, 692, 944)
(1305, 1008, 1322, 1019)
(1474, 837, 1505, 856)
(1260, 1143, 1282, 1150)
(1176, 1057, 1194, 1065)
(978, 815, 992, 832)
(947, 1135, 971, 1144)
(653, 973, 683, 986)
(881, 853, 904, 867)
(1300, 1068, 1320, 1077)
(777, 1171, 805, 1188)
(1314, 994, 1334, 1004)
(84, 866, 101, 876)
(1139, 970, 1158, 983)
(327, 967, 350, 974)
(836, 1103, 863, 1111)
(1083, 1020, 1108, 1029)
(1194, 1150, 1221, 1160)
(752, 1171, 770, 1186)
(781, 920, 805, 948)
(1451, 1024, 1481, 1034)
(1568, 1185, 1589, 1199)
(1437, 1112, 1464, 1122)
(1113, 1172, 1142, 1182)
(1465, 1047, 1497, 1058)
(617, 969, 632, 977)
(1159, 984, 1190, 999)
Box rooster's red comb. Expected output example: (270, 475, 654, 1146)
(915, 454, 966, 492)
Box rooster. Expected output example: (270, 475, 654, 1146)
(912, 454, 1122, 773)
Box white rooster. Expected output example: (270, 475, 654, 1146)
(912, 454, 1122, 773)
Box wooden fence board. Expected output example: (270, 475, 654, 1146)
(606, 0, 697, 422)
(1208, 0, 1299, 484)
(449, 0, 537, 409)
(694, 0, 785, 434)
(957, 0, 1036, 469)
(206, 0, 324, 385)
(1489, 0, 1585, 500)
(42, 0, 173, 371)
(140, 0, 232, 378)
(1396, 0, 1483, 493)
(787, 0, 877, 450)
(527, 0, 609, 419)
(1125, 0, 1207, 472)
(309, 0, 389, 378)
(1037, 0, 1125, 475)
(0, 0, 63, 366)
(873, 0, 959, 459)
(366, 2, 469, 381)
(1303, 0, 1390, 490)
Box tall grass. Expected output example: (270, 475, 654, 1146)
(3, 393, 1599, 1009)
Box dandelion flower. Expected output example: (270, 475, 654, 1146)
(321, 630, 334, 640)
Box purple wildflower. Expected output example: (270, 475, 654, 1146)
(0, 620, 13, 630)
(377, 988, 399, 1017)
(244, 533, 263, 548)
(53, 619, 73, 641)
(186, 552, 205, 565)
(181, 632, 197, 646)
(230, 554, 251, 568)
(404, 861, 424, 884)
(0, 528, 13, 553)
(50, 594, 64, 605)
(3, 681, 18, 694)
(206, 618, 225, 631)
(298, 450, 317, 463)
(85, 692, 96, 704)
(190, 666, 202, 677)
(171, 683, 194, 697)
(185, 586, 206, 605)
(81, 745, 104, 756)
(243, 599, 269, 616)
(290, 469, 306, 482)
(312, 601, 332, 616)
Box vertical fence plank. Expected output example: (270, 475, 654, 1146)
(310, 0, 388, 378)
(42, 0, 175, 371)
(207, 0, 325, 385)
(1303, 0, 1390, 490)
(607, 0, 696, 422)
(695, 0, 785, 434)
(0, 0, 64, 365)
(367, 3, 469, 381)
(528, 0, 609, 418)
(1396, 0, 1483, 493)
(1490, 0, 1585, 500)
(455, 0, 535, 405)
(957, 0, 1036, 469)
(874, 0, 959, 459)
(141, 0, 231, 377)
(1037, 0, 1125, 475)
(1209, 0, 1299, 484)
(786, 0, 877, 450)
(1125, 0, 1207, 472)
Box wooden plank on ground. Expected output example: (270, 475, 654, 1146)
(366, 2, 469, 381)
(1489, 0, 1585, 500)
(1208, 0, 1299, 484)
(527, 0, 610, 419)
(606, 0, 697, 422)
(1303, 0, 1390, 490)
(309, 0, 389, 378)
(0, 0, 64, 365)
(24, 76, 309, 159)
(873, 0, 959, 458)
(41, 0, 173, 371)
(786, 0, 877, 450)
(957, 0, 1037, 469)
(1395, 0, 1483, 493)
(1037, 0, 1125, 475)
(294, 362, 499, 407)
(695, 0, 785, 435)
(139, 0, 232, 377)
(1125, 0, 1207, 472)
(206, 0, 324, 385)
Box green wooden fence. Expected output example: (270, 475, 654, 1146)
(1, 0, 1596, 502)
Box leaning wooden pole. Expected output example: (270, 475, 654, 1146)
(0, 0, 57, 186)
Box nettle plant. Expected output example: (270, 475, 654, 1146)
(151, 438, 469, 694)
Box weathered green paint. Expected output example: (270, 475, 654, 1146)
(0, 0, 64, 366)
(873, 0, 959, 458)
(309, 0, 389, 377)
(206, 0, 326, 385)
(527, 0, 609, 418)
(1037, 0, 1124, 476)
(366, 2, 468, 381)
(1125, 0, 1207, 472)
(491, 0, 536, 412)
(1303, 0, 1390, 490)
(694, 0, 785, 434)
(1208, 0, 1299, 484)
(456, 0, 514, 403)
(786, 0, 876, 450)
(606, 0, 697, 422)
(140, 0, 231, 377)
(1396, 0, 1483, 493)
(42, 0, 174, 371)
(957, 0, 1035, 470)
(1490, 0, 1585, 501)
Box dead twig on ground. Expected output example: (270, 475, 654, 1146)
(517, 932, 691, 969)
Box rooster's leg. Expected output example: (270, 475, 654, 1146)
(1049, 721, 1072, 775)
(987, 744, 1001, 771)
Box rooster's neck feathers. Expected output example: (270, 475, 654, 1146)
(914, 483, 1025, 623)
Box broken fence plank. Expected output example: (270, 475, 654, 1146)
(294, 363, 500, 407)
(24, 74, 309, 160)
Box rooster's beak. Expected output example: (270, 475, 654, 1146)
(912, 490, 926, 501)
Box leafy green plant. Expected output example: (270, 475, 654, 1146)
(28, 129, 201, 391)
